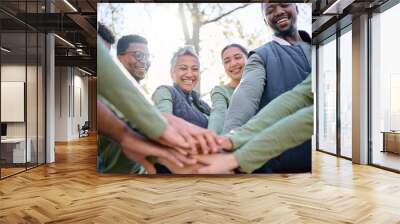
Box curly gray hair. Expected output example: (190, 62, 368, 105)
(170, 46, 200, 70)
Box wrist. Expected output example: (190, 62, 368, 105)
(116, 124, 130, 145)
(221, 136, 233, 151)
(228, 153, 239, 169)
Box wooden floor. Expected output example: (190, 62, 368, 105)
(1, 167, 26, 178)
(1, 164, 45, 178)
(0, 135, 400, 223)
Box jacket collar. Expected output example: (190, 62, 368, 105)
(272, 30, 311, 46)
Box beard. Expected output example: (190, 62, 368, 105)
(268, 14, 297, 38)
(272, 21, 296, 38)
(275, 26, 296, 37)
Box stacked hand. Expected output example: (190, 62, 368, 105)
(157, 121, 240, 174)
(160, 113, 221, 155)
(101, 101, 240, 174)
(99, 101, 198, 174)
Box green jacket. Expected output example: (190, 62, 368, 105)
(97, 38, 167, 173)
(208, 85, 235, 134)
(98, 135, 144, 174)
(226, 75, 313, 173)
(97, 37, 167, 140)
(97, 96, 145, 174)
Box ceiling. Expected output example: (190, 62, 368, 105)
(311, 0, 391, 43)
(1, 0, 397, 74)
(0, 0, 98, 74)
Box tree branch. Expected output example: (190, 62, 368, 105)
(201, 3, 251, 25)
(179, 4, 190, 44)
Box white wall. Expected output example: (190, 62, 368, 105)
(55, 66, 69, 141)
(1, 64, 46, 164)
(1, 65, 26, 139)
(54, 66, 89, 141)
(1, 65, 40, 138)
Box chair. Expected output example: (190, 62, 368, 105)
(79, 121, 90, 138)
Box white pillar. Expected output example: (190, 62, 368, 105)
(352, 14, 369, 164)
(46, 32, 55, 163)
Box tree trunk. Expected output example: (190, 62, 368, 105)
(191, 3, 201, 54)
(178, 4, 190, 45)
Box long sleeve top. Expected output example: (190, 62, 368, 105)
(223, 35, 311, 134)
(222, 53, 266, 133)
(97, 37, 167, 140)
(226, 75, 313, 173)
(207, 85, 235, 134)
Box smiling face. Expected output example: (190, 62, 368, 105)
(263, 3, 298, 37)
(222, 47, 247, 82)
(117, 42, 149, 82)
(171, 54, 199, 93)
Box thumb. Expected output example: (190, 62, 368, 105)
(197, 165, 214, 174)
(193, 155, 212, 165)
(138, 158, 157, 174)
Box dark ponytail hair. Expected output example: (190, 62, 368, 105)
(221, 43, 248, 59)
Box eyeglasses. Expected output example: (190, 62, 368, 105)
(122, 51, 150, 61)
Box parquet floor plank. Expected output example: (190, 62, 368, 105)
(0, 135, 399, 223)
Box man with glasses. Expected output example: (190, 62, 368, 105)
(117, 34, 150, 82)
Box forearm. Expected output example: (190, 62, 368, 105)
(97, 100, 127, 144)
(227, 75, 312, 148)
(97, 104, 165, 165)
(208, 108, 226, 135)
(233, 106, 314, 173)
(222, 54, 265, 133)
(98, 95, 173, 167)
(208, 92, 228, 135)
(97, 37, 167, 140)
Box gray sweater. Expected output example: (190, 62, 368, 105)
(223, 35, 311, 133)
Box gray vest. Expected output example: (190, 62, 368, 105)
(250, 32, 311, 110)
(160, 85, 210, 128)
(250, 31, 312, 173)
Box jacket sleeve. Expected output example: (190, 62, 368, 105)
(97, 37, 167, 140)
(234, 106, 313, 173)
(222, 54, 266, 134)
(208, 86, 229, 134)
(152, 86, 174, 114)
(226, 75, 313, 149)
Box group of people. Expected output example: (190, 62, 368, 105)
(97, 3, 313, 174)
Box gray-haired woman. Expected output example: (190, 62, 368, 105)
(152, 46, 210, 129)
